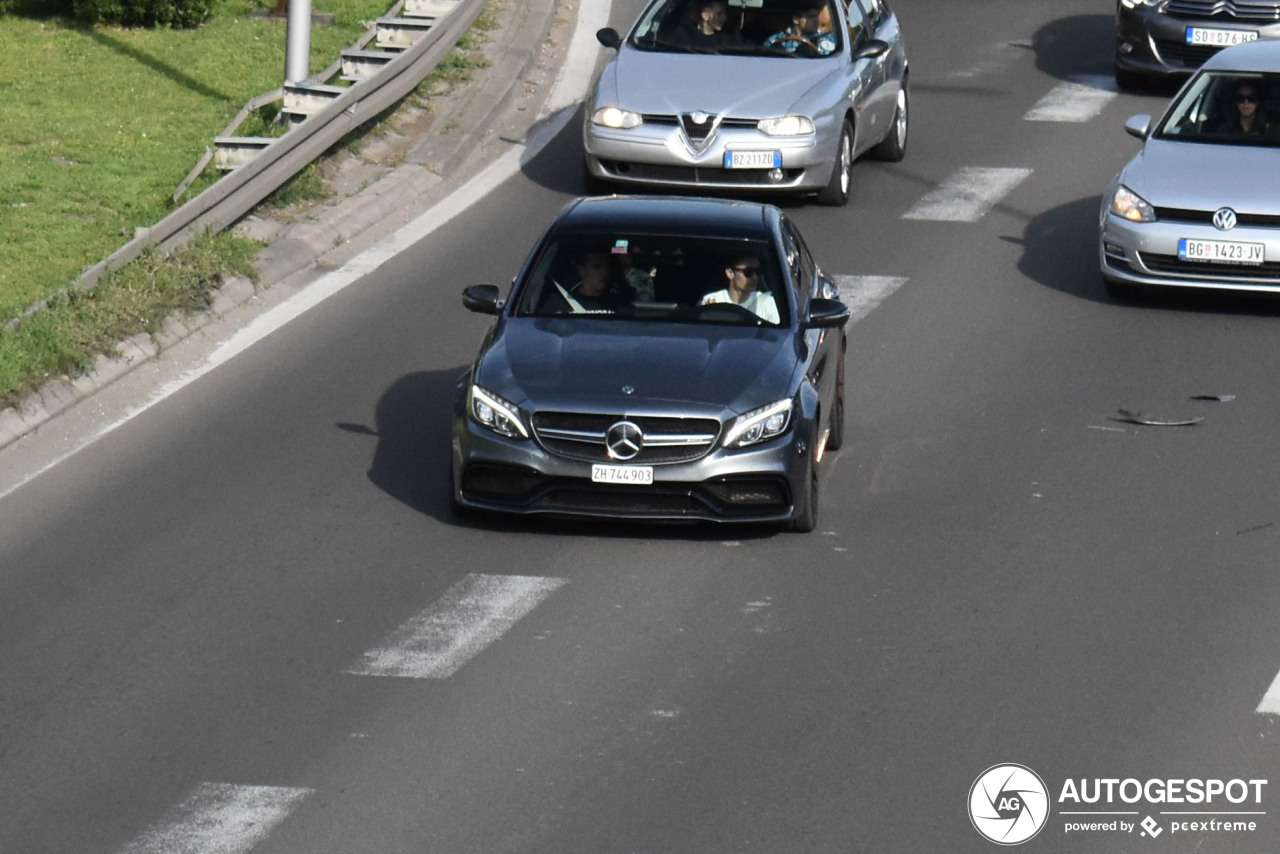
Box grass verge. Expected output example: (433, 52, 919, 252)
(0, 232, 260, 403)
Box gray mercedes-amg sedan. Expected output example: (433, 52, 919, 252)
(451, 196, 850, 532)
(582, 0, 908, 205)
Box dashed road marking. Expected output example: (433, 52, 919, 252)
(118, 783, 311, 854)
(1024, 75, 1118, 123)
(832, 275, 909, 322)
(347, 573, 568, 679)
(1256, 667, 1280, 714)
(902, 167, 1033, 222)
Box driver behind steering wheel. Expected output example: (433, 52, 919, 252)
(763, 0, 835, 56)
(698, 254, 781, 323)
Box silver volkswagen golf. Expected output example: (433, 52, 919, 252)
(1100, 39, 1280, 296)
(582, 0, 909, 206)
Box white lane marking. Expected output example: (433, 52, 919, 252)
(0, 0, 615, 504)
(902, 167, 1033, 222)
(1023, 75, 1118, 122)
(347, 573, 568, 679)
(832, 275, 909, 323)
(1257, 668, 1280, 714)
(118, 783, 311, 854)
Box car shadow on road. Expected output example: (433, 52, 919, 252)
(1014, 195, 1280, 316)
(1030, 14, 1115, 80)
(358, 367, 777, 540)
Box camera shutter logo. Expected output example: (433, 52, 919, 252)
(969, 764, 1050, 845)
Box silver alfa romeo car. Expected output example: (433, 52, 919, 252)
(1100, 39, 1280, 296)
(583, 0, 908, 206)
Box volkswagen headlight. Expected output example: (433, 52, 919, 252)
(469, 385, 528, 439)
(1109, 185, 1156, 223)
(592, 107, 643, 129)
(724, 399, 793, 448)
(757, 116, 815, 137)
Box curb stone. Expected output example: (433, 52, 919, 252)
(0, 0, 581, 454)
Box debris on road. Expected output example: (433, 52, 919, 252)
(1190, 394, 1235, 402)
(1111, 409, 1204, 427)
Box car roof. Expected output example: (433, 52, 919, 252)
(553, 195, 779, 240)
(1202, 39, 1280, 73)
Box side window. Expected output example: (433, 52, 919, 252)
(782, 221, 814, 310)
(844, 0, 866, 45)
(854, 0, 884, 29)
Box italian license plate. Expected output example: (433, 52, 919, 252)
(1178, 238, 1265, 265)
(591, 464, 654, 485)
(1185, 27, 1258, 47)
(724, 150, 781, 169)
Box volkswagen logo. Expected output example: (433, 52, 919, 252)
(605, 420, 644, 461)
(1213, 207, 1238, 232)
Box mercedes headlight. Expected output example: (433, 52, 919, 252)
(1109, 185, 1156, 223)
(757, 116, 815, 137)
(724, 399, 793, 448)
(592, 107, 643, 129)
(469, 385, 528, 439)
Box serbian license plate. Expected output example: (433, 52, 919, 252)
(1178, 238, 1265, 265)
(1185, 27, 1258, 47)
(724, 150, 782, 169)
(591, 464, 654, 485)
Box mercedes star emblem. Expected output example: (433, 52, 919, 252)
(605, 420, 644, 461)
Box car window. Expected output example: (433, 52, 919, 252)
(514, 235, 788, 326)
(781, 221, 814, 312)
(631, 0, 840, 57)
(850, 0, 882, 30)
(844, 0, 866, 45)
(1155, 71, 1280, 145)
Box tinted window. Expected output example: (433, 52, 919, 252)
(514, 235, 788, 326)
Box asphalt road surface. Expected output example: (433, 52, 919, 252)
(4, 0, 1280, 851)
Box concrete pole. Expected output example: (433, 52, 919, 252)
(284, 0, 313, 86)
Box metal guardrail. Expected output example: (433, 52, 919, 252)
(66, 0, 486, 297)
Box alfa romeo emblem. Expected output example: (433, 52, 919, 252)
(605, 420, 644, 461)
(1213, 207, 1238, 231)
(690, 111, 710, 125)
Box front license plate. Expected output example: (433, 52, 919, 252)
(591, 464, 654, 485)
(724, 150, 782, 169)
(1178, 238, 1265, 265)
(1185, 26, 1258, 46)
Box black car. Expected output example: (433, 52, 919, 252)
(450, 196, 850, 532)
(1115, 0, 1280, 89)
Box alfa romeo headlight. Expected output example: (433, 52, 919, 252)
(469, 385, 528, 439)
(757, 116, 815, 137)
(592, 107, 644, 129)
(1109, 185, 1156, 223)
(724, 399, 793, 448)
